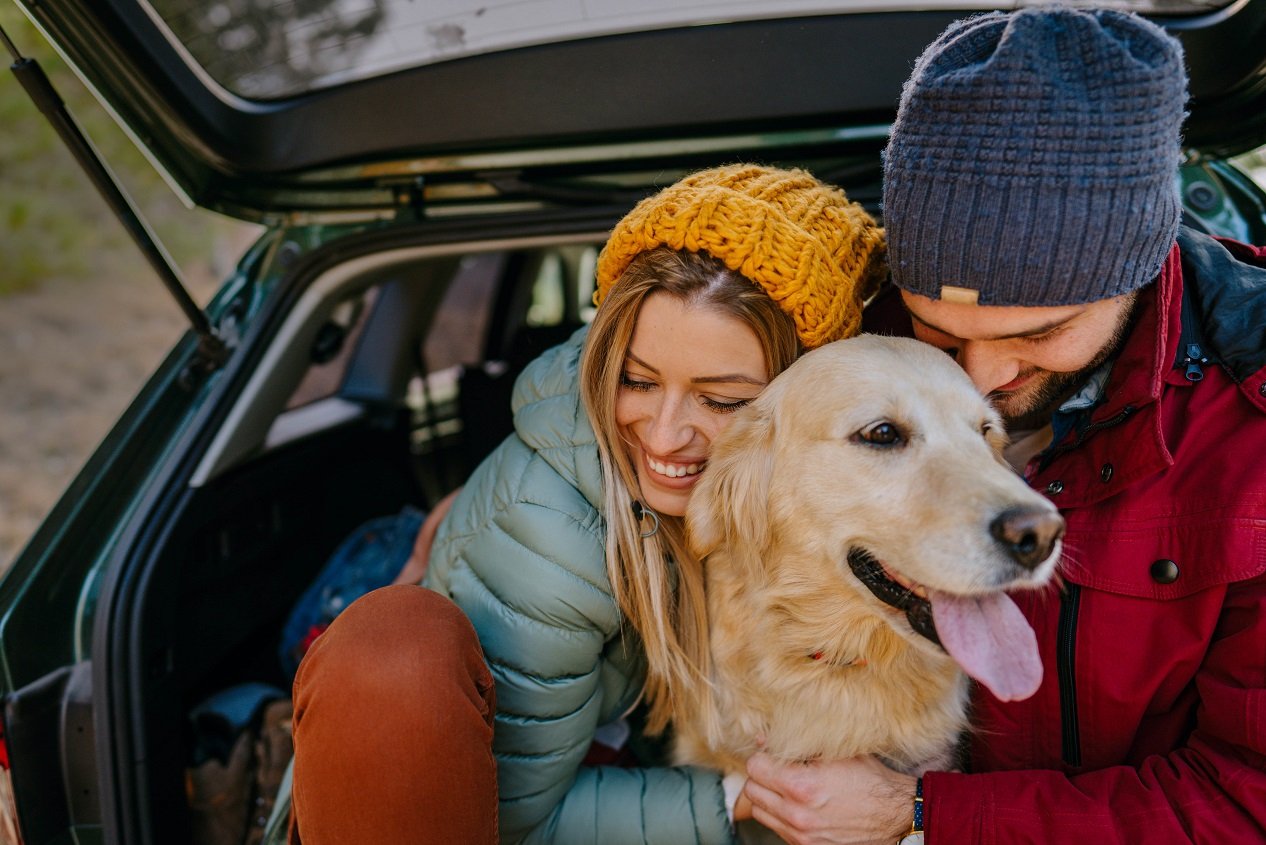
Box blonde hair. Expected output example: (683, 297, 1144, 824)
(580, 247, 800, 732)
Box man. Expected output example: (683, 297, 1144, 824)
(739, 8, 1266, 843)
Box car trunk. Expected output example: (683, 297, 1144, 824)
(5, 2, 1266, 844)
(90, 208, 618, 845)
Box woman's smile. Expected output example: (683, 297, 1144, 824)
(640, 450, 706, 484)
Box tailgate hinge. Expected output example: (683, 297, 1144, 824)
(390, 177, 427, 221)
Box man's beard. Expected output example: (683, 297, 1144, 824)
(992, 295, 1141, 431)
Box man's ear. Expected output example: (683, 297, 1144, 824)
(686, 402, 776, 567)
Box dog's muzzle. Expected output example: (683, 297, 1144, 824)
(847, 548, 941, 648)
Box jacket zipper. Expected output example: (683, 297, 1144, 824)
(1042, 407, 1130, 767)
(1057, 584, 1082, 767)
(1179, 342, 1210, 382)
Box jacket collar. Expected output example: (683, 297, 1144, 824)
(512, 325, 604, 512)
(1170, 227, 1266, 413)
(1094, 243, 1184, 424)
(1027, 245, 1184, 508)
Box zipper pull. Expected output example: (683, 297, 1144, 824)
(1182, 343, 1208, 382)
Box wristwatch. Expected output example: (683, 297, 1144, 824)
(897, 777, 925, 844)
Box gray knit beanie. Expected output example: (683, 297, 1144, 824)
(883, 7, 1188, 306)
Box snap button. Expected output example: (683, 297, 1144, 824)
(1046, 480, 1064, 495)
(1100, 464, 1114, 483)
(1259, 383, 1266, 397)
(1150, 559, 1180, 584)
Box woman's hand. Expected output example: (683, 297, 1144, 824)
(742, 752, 915, 845)
(392, 487, 462, 586)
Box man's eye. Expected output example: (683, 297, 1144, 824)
(1019, 327, 1064, 346)
(854, 421, 906, 447)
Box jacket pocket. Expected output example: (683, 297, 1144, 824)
(1053, 512, 1263, 769)
(1058, 507, 1265, 600)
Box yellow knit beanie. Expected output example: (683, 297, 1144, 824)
(594, 164, 885, 348)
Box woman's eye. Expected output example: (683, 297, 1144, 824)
(620, 373, 655, 392)
(855, 421, 905, 447)
(701, 396, 753, 414)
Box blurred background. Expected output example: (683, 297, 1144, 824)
(0, 4, 259, 568)
(1, 2, 1264, 571)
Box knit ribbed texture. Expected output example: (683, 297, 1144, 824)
(883, 7, 1187, 306)
(595, 164, 886, 348)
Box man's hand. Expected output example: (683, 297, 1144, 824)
(742, 752, 916, 845)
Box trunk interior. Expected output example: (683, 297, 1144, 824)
(103, 227, 604, 843)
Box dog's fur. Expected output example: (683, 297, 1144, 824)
(676, 335, 1062, 777)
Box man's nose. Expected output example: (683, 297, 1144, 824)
(957, 342, 1021, 396)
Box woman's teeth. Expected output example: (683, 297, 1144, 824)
(647, 457, 702, 478)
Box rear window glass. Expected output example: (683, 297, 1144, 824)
(146, 0, 1231, 100)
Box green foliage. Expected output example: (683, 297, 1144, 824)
(1233, 148, 1266, 189)
(0, 3, 240, 295)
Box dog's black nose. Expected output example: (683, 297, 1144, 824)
(990, 507, 1065, 570)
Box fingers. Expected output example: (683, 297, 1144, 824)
(746, 786, 823, 845)
(747, 752, 820, 806)
(742, 767, 783, 808)
(749, 802, 800, 845)
(743, 753, 906, 845)
(743, 753, 817, 841)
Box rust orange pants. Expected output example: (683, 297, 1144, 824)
(289, 585, 497, 843)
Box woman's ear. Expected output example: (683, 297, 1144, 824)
(685, 402, 776, 565)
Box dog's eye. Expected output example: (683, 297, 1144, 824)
(855, 421, 905, 448)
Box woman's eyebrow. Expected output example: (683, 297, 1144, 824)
(692, 374, 768, 386)
(625, 351, 660, 373)
(625, 351, 766, 386)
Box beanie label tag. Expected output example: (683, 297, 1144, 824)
(940, 285, 980, 305)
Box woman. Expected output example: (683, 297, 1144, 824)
(289, 164, 885, 844)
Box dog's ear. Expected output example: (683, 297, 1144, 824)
(985, 418, 1012, 468)
(686, 402, 776, 565)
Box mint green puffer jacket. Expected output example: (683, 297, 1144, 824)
(426, 328, 732, 844)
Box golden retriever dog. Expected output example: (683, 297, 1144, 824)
(677, 335, 1064, 783)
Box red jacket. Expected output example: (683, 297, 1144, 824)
(922, 229, 1266, 843)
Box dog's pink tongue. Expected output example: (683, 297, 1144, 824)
(929, 590, 1042, 702)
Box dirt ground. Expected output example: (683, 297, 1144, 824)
(0, 227, 258, 570)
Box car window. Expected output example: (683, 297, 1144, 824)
(144, 1, 1230, 100)
(409, 244, 598, 486)
(422, 252, 503, 375)
(279, 244, 596, 423)
(284, 288, 378, 410)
